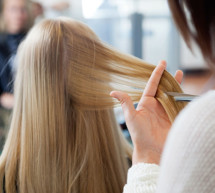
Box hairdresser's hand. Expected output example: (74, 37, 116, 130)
(0, 93, 14, 110)
(110, 61, 183, 165)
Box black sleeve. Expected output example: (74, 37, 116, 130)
(3, 175, 5, 193)
(0, 46, 13, 95)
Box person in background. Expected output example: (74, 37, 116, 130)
(0, 0, 34, 152)
(0, 0, 34, 108)
(31, 1, 43, 22)
(111, 0, 215, 192)
(32, 0, 70, 19)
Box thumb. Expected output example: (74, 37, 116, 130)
(110, 91, 136, 120)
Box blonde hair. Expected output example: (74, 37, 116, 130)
(0, 17, 186, 193)
(0, 0, 34, 33)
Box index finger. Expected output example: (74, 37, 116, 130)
(143, 60, 166, 97)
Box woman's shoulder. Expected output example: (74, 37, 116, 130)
(171, 90, 215, 133)
(161, 90, 215, 166)
(157, 93, 215, 193)
(192, 90, 215, 105)
(178, 90, 215, 118)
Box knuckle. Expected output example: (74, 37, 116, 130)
(120, 94, 130, 105)
(154, 69, 163, 77)
(149, 80, 157, 87)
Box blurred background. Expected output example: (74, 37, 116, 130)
(0, 0, 212, 148)
(33, 0, 212, 141)
(67, 0, 210, 97)
(31, 0, 207, 73)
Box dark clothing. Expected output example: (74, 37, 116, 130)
(0, 33, 26, 157)
(0, 33, 26, 95)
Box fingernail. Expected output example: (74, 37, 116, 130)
(160, 60, 167, 68)
(110, 91, 117, 98)
(110, 91, 114, 96)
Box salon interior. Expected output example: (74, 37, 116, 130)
(0, 0, 212, 149)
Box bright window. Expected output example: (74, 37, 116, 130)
(82, 0, 103, 18)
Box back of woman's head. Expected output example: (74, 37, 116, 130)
(0, 17, 186, 193)
(168, 0, 215, 66)
(0, 18, 132, 193)
(15, 17, 185, 115)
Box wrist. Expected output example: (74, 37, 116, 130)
(132, 147, 161, 165)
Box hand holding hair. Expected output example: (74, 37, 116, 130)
(110, 61, 183, 165)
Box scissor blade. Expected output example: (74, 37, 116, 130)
(166, 92, 198, 102)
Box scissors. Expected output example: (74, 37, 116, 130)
(166, 92, 198, 102)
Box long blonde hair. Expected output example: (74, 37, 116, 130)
(0, 17, 186, 193)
